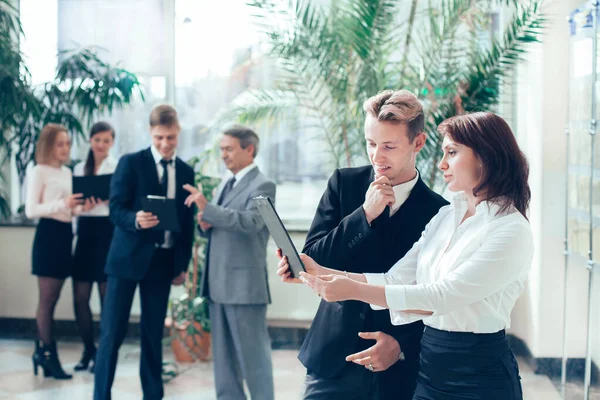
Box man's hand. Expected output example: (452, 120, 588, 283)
(197, 212, 212, 231)
(276, 250, 324, 284)
(345, 331, 401, 372)
(136, 210, 159, 229)
(171, 271, 186, 285)
(362, 175, 395, 225)
(183, 184, 208, 211)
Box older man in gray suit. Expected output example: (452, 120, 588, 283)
(184, 124, 276, 400)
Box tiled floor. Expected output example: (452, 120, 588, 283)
(550, 377, 600, 400)
(0, 338, 590, 399)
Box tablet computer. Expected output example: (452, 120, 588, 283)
(72, 174, 112, 200)
(141, 195, 181, 232)
(253, 195, 306, 278)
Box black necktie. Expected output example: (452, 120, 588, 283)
(159, 159, 173, 196)
(217, 177, 236, 205)
(156, 159, 172, 246)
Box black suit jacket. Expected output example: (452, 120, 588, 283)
(105, 148, 195, 281)
(299, 165, 448, 379)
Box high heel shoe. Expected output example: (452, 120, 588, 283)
(32, 340, 49, 377)
(74, 346, 96, 372)
(32, 341, 72, 380)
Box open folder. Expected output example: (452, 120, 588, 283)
(72, 174, 112, 200)
(141, 195, 181, 232)
(253, 195, 306, 278)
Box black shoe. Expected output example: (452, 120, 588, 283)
(32, 340, 49, 377)
(74, 347, 96, 372)
(32, 341, 72, 380)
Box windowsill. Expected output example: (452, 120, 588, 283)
(280, 218, 311, 233)
(0, 216, 36, 227)
(0, 217, 312, 232)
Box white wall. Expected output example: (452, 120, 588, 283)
(510, 0, 600, 367)
(0, 226, 319, 324)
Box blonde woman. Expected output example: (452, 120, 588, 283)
(26, 123, 91, 379)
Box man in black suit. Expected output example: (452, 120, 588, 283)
(278, 90, 448, 399)
(94, 105, 195, 400)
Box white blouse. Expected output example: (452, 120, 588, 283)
(364, 192, 534, 333)
(72, 156, 117, 217)
(25, 164, 72, 223)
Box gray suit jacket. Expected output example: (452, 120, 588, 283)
(199, 167, 276, 305)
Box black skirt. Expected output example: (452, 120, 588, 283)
(413, 326, 523, 400)
(31, 218, 73, 279)
(72, 216, 114, 283)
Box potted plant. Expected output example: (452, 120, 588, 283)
(163, 149, 222, 380)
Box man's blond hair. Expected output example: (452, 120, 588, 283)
(362, 90, 424, 142)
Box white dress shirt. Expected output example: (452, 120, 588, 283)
(229, 162, 257, 188)
(389, 171, 419, 217)
(25, 164, 73, 223)
(364, 192, 534, 333)
(73, 156, 118, 217)
(150, 146, 176, 248)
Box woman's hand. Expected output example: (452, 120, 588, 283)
(65, 193, 84, 209)
(276, 250, 323, 284)
(81, 196, 100, 212)
(300, 273, 357, 302)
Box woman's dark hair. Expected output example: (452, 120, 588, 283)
(84, 121, 115, 176)
(437, 112, 531, 219)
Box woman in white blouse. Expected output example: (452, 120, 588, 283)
(278, 112, 532, 400)
(71, 122, 117, 373)
(25, 123, 89, 380)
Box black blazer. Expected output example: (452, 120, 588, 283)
(105, 148, 195, 281)
(299, 165, 448, 378)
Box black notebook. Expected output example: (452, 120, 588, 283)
(141, 195, 181, 232)
(253, 195, 306, 278)
(72, 174, 112, 200)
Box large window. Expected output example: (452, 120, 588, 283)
(18, 0, 331, 227)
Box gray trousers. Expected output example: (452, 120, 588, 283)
(210, 303, 274, 400)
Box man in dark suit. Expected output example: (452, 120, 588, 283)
(277, 90, 448, 399)
(94, 105, 195, 400)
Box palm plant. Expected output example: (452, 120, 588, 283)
(215, 0, 545, 187)
(0, 0, 143, 217)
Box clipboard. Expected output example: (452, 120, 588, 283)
(253, 195, 306, 278)
(72, 174, 112, 200)
(141, 195, 181, 232)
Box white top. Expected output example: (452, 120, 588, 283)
(364, 192, 534, 333)
(150, 145, 176, 248)
(25, 164, 73, 223)
(73, 155, 118, 217)
(389, 171, 419, 217)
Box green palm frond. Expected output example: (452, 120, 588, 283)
(55, 47, 145, 126)
(0, 176, 8, 218)
(463, 0, 546, 110)
(0, 0, 21, 39)
(225, 0, 547, 185)
(0, 1, 145, 213)
(209, 89, 298, 128)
